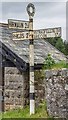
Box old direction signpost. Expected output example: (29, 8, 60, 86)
(8, 3, 61, 115)
(12, 27, 61, 40)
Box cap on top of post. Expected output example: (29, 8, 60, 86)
(27, 3, 35, 17)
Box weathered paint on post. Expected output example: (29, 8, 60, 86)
(27, 3, 35, 115)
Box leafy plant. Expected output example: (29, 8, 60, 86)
(43, 54, 55, 69)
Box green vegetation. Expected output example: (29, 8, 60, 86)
(46, 37, 68, 55)
(52, 61, 68, 69)
(43, 54, 68, 70)
(43, 54, 55, 69)
(35, 70, 45, 81)
(0, 101, 50, 118)
(55, 38, 65, 53)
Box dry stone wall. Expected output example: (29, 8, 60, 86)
(45, 68, 68, 119)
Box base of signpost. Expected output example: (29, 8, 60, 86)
(30, 100, 35, 115)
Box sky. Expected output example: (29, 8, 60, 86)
(0, 0, 67, 40)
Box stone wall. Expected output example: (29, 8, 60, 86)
(4, 67, 29, 111)
(45, 68, 68, 119)
(4, 68, 45, 111)
(2, 66, 68, 119)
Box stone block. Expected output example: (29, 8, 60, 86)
(5, 67, 20, 74)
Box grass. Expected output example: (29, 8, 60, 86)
(43, 60, 68, 70)
(52, 61, 68, 69)
(0, 101, 51, 118)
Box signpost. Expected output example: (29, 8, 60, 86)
(12, 31, 29, 40)
(8, 19, 29, 30)
(12, 27, 61, 40)
(8, 3, 61, 115)
(34, 27, 61, 39)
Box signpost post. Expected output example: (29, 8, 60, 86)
(27, 3, 35, 115)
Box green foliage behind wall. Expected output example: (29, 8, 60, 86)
(46, 38, 68, 55)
